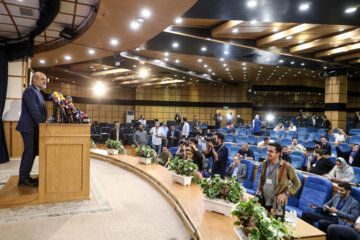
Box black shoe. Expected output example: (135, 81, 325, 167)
(18, 179, 38, 187)
(31, 177, 38, 182)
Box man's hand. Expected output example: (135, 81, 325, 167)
(324, 206, 337, 213)
(355, 223, 360, 233)
(277, 193, 287, 206)
(239, 154, 244, 159)
(208, 142, 214, 149)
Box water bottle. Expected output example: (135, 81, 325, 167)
(291, 210, 297, 226)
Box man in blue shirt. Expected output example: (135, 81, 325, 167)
(205, 133, 228, 178)
(302, 182, 359, 233)
(237, 143, 254, 160)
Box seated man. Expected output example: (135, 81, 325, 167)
(280, 145, 292, 163)
(257, 137, 274, 147)
(327, 216, 360, 240)
(302, 182, 359, 233)
(290, 137, 306, 153)
(315, 136, 332, 156)
(226, 155, 246, 181)
(157, 146, 172, 167)
(237, 143, 254, 160)
(307, 148, 334, 176)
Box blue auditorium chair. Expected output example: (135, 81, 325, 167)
(290, 151, 306, 162)
(353, 167, 360, 183)
(278, 130, 286, 139)
(254, 152, 259, 161)
(249, 145, 259, 153)
(339, 143, 352, 154)
(236, 136, 248, 145)
(328, 156, 336, 164)
(298, 132, 309, 141)
(221, 127, 229, 133)
(236, 128, 246, 136)
(350, 135, 360, 145)
(269, 130, 276, 138)
(298, 127, 307, 133)
(351, 186, 360, 202)
(349, 129, 360, 135)
(259, 147, 268, 160)
(257, 136, 265, 144)
(298, 140, 306, 147)
(245, 163, 262, 195)
(223, 142, 234, 149)
(286, 131, 298, 139)
(305, 141, 315, 149)
(291, 155, 303, 169)
(218, 129, 227, 134)
(225, 133, 235, 142)
(228, 145, 241, 166)
(169, 147, 179, 156)
(304, 153, 314, 167)
(200, 123, 208, 129)
(248, 135, 257, 145)
(329, 135, 335, 143)
(285, 175, 333, 218)
(270, 137, 280, 144)
(237, 159, 255, 189)
(287, 172, 304, 207)
(318, 129, 327, 137)
(280, 138, 292, 147)
(246, 129, 253, 136)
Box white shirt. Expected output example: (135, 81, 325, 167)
(116, 130, 119, 141)
(312, 117, 316, 126)
(257, 140, 275, 147)
(139, 119, 146, 125)
(150, 127, 164, 145)
(288, 125, 297, 131)
(356, 216, 360, 224)
(333, 133, 345, 144)
(182, 122, 190, 137)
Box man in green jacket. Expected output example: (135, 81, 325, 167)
(256, 142, 301, 221)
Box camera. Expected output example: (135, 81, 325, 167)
(205, 136, 215, 144)
(180, 140, 188, 146)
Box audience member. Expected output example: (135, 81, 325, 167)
(167, 124, 181, 148)
(182, 117, 190, 138)
(316, 136, 332, 155)
(175, 140, 187, 159)
(280, 145, 292, 163)
(157, 146, 172, 167)
(273, 123, 284, 132)
(138, 115, 146, 126)
(161, 120, 169, 146)
(311, 113, 319, 128)
(196, 129, 207, 152)
(302, 182, 359, 233)
(291, 137, 306, 152)
(188, 138, 204, 180)
(257, 137, 274, 147)
(214, 112, 222, 129)
(288, 122, 297, 131)
(150, 121, 164, 155)
(327, 216, 360, 240)
(226, 155, 246, 181)
(226, 112, 234, 125)
(331, 128, 346, 145)
(307, 149, 335, 176)
(297, 110, 306, 127)
(321, 115, 332, 130)
(252, 115, 262, 136)
(355, 111, 360, 129)
(349, 144, 360, 167)
(174, 113, 181, 126)
(133, 124, 148, 147)
(256, 143, 301, 221)
(206, 129, 213, 137)
(205, 133, 228, 178)
(326, 157, 354, 183)
(237, 143, 254, 160)
(110, 122, 125, 142)
(236, 114, 244, 126)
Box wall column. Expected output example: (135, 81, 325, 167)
(324, 75, 347, 129)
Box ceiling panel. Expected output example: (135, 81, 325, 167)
(0, 15, 13, 24)
(45, 30, 60, 38)
(4, 0, 39, 8)
(0, 4, 7, 14)
(76, 4, 91, 16)
(74, 16, 86, 25)
(172, 18, 222, 28)
(60, 1, 75, 14)
(54, 13, 75, 25)
(13, 16, 37, 27)
(0, 24, 16, 32)
(47, 22, 68, 31)
(7, 5, 39, 19)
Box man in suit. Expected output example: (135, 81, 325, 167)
(16, 72, 47, 187)
(110, 122, 125, 142)
(226, 155, 246, 181)
(167, 124, 180, 147)
(302, 182, 360, 233)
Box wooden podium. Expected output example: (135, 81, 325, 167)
(0, 123, 90, 208)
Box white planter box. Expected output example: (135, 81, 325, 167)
(234, 228, 248, 240)
(107, 149, 118, 155)
(171, 172, 193, 186)
(203, 197, 239, 217)
(138, 157, 152, 165)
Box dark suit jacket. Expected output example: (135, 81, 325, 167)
(325, 195, 359, 222)
(320, 142, 332, 155)
(16, 85, 47, 134)
(110, 128, 125, 142)
(167, 129, 181, 147)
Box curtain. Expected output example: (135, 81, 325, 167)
(0, 46, 9, 164)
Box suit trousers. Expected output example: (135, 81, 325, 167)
(327, 224, 360, 240)
(302, 211, 338, 232)
(19, 132, 39, 182)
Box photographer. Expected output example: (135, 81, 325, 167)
(205, 133, 228, 178)
(175, 140, 188, 159)
(196, 129, 207, 152)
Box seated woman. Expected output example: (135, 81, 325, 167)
(326, 157, 354, 183)
(349, 144, 359, 167)
(185, 146, 204, 181)
(273, 123, 284, 132)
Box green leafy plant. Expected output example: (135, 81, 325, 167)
(231, 198, 292, 240)
(200, 174, 245, 203)
(168, 157, 198, 176)
(105, 138, 126, 154)
(135, 145, 157, 161)
(90, 138, 96, 149)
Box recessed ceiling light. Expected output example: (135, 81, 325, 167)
(90, 66, 94, 69)
(110, 38, 118, 46)
(135, 47, 140, 51)
(267, 58, 271, 61)
(220, 58, 224, 61)
(139, 69, 149, 78)
(232, 28, 239, 33)
(251, 20, 257, 24)
(175, 59, 180, 63)
(198, 58, 203, 62)
(64, 55, 71, 60)
(130, 19, 143, 30)
(345, 7, 357, 14)
(226, 68, 229, 71)
(224, 50, 229, 55)
(39, 59, 45, 64)
(299, 3, 310, 11)
(175, 17, 183, 24)
(201, 47, 207, 52)
(172, 42, 179, 48)
(140, 8, 151, 18)
(223, 63, 227, 67)
(338, 28, 344, 32)
(204, 64, 208, 68)
(164, 58, 169, 61)
(164, 52, 169, 56)
(104, 67, 108, 70)
(298, 40, 304, 44)
(291, 61, 295, 64)
(88, 49, 95, 55)
(273, 28, 279, 32)
(286, 36, 293, 40)
(301, 63, 305, 66)
(243, 67, 246, 70)
(279, 59, 284, 63)
(247, 0, 257, 7)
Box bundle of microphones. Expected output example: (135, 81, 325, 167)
(48, 91, 90, 124)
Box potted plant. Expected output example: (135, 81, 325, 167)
(200, 174, 245, 217)
(168, 157, 198, 186)
(90, 138, 96, 149)
(105, 138, 126, 155)
(231, 198, 293, 240)
(135, 145, 157, 164)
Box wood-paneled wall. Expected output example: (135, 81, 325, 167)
(4, 122, 24, 159)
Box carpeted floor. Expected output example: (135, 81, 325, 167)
(0, 158, 190, 240)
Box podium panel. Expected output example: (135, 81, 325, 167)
(39, 123, 90, 203)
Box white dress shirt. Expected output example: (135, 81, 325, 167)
(288, 126, 297, 131)
(150, 127, 164, 145)
(182, 122, 190, 137)
(139, 119, 146, 125)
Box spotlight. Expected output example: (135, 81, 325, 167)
(139, 68, 149, 78)
(175, 17, 183, 24)
(94, 82, 105, 95)
(299, 3, 310, 11)
(345, 7, 357, 13)
(247, 0, 257, 7)
(265, 113, 275, 122)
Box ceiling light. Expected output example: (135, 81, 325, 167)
(247, 0, 257, 7)
(172, 42, 179, 48)
(273, 28, 279, 32)
(299, 3, 310, 11)
(175, 59, 180, 63)
(130, 19, 144, 30)
(323, 66, 327, 69)
(220, 58, 224, 61)
(164, 58, 169, 61)
(251, 20, 257, 24)
(286, 36, 293, 40)
(224, 50, 229, 55)
(201, 47, 207, 52)
(232, 28, 239, 33)
(88, 49, 95, 55)
(39, 59, 45, 64)
(204, 64, 208, 68)
(94, 81, 105, 95)
(135, 47, 140, 51)
(223, 63, 227, 67)
(298, 40, 304, 44)
(291, 61, 295, 64)
(301, 63, 305, 66)
(139, 69, 149, 78)
(243, 67, 246, 70)
(64, 55, 71, 60)
(140, 8, 151, 18)
(90, 66, 94, 69)
(279, 59, 284, 63)
(198, 59, 203, 62)
(164, 52, 169, 56)
(267, 58, 271, 61)
(175, 17, 183, 24)
(104, 67, 108, 70)
(345, 7, 357, 14)
(110, 38, 118, 46)
(338, 28, 344, 32)
(226, 68, 229, 71)
(242, 62, 246, 66)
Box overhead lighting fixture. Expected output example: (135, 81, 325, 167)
(226, 68, 229, 71)
(175, 17, 183, 24)
(88, 49, 95, 55)
(201, 47, 207, 52)
(130, 19, 144, 30)
(279, 59, 284, 63)
(164, 58, 169, 61)
(247, 0, 257, 7)
(164, 52, 169, 56)
(345, 7, 357, 14)
(220, 58, 224, 61)
(250, 20, 257, 24)
(197, 58, 203, 62)
(301, 63, 305, 66)
(232, 28, 239, 33)
(298, 40, 304, 44)
(94, 81, 105, 95)
(135, 47, 140, 51)
(139, 69, 149, 78)
(104, 67, 108, 70)
(338, 28, 344, 32)
(286, 36, 293, 40)
(273, 28, 279, 32)
(242, 62, 246, 66)
(39, 59, 45, 64)
(110, 38, 118, 46)
(224, 50, 229, 55)
(299, 3, 310, 11)
(140, 8, 151, 18)
(203, 64, 208, 68)
(64, 55, 72, 60)
(175, 59, 180, 63)
(223, 63, 227, 67)
(172, 42, 179, 48)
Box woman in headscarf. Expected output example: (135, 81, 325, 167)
(326, 157, 354, 183)
(252, 115, 262, 136)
